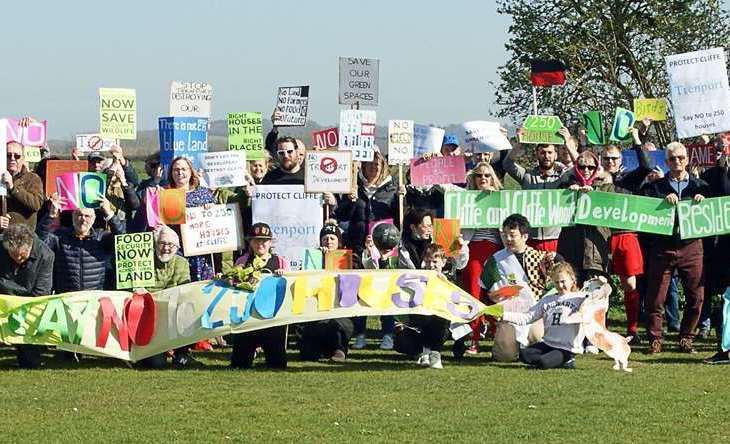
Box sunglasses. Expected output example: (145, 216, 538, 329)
(668, 156, 686, 162)
(578, 164, 596, 170)
(277, 149, 295, 157)
(602, 156, 620, 161)
(7, 153, 22, 160)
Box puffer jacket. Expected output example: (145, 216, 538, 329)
(37, 211, 125, 292)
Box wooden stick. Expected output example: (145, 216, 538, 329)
(398, 164, 404, 228)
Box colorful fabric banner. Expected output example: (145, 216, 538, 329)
(677, 196, 730, 239)
(99, 88, 136, 140)
(0, 271, 484, 362)
(574, 191, 676, 235)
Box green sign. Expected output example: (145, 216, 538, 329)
(227, 112, 264, 160)
(609, 107, 635, 142)
(574, 191, 675, 235)
(115, 233, 155, 289)
(582, 111, 605, 145)
(444, 190, 576, 229)
(520, 115, 564, 145)
(677, 196, 730, 239)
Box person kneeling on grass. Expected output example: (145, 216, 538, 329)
(491, 262, 588, 370)
(230, 223, 289, 370)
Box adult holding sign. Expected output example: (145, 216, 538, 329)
(2, 118, 44, 231)
(641, 142, 709, 354)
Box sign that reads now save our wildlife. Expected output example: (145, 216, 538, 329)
(169, 81, 212, 118)
(228, 112, 264, 160)
(274, 86, 310, 126)
(99, 88, 136, 140)
(115, 232, 155, 290)
(339, 109, 376, 162)
(519, 115, 564, 144)
(180, 204, 244, 256)
(304, 150, 353, 194)
(339, 56, 379, 106)
(388, 120, 414, 165)
(574, 191, 675, 235)
(666, 47, 730, 139)
(677, 196, 730, 239)
(444, 190, 576, 229)
(158, 117, 208, 171)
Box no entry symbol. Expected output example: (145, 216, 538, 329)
(320, 157, 338, 174)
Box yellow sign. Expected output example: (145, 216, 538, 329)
(633, 98, 667, 121)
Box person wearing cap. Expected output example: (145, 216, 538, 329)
(1, 138, 44, 231)
(230, 222, 290, 369)
(441, 133, 463, 157)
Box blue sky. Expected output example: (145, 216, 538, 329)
(0, 0, 511, 138)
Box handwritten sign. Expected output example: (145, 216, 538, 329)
(388, 120, 414, 165)
(44, 160, 88, 196)
(180, 204, 244, 256)
(158, 117, 209, 171)
(76, 134, 118, 153)
(115, 232, 155, 289)
(339, 109, 376, 162)
(56, 172, 106, 211)
(520, 115, 564, 144)
(169, 81, 212, 118)
(460, 121, 511, 152)
(633, 98, 667, 121)
(413, 124, 445, 157)
(201, 151, 248, 188)
(304, 150, 353, 193)
(228, 112, 264, 160)
(99, 88, 136, 140)
(678, 196, 730, 239)
(312, 128, 339, 149)
(339, 56, 379, 106)
(686, 143, 717, 167)
(274, 86, 309, 126)
(410, 156, 466, 186)
(24, 147, 41, 163)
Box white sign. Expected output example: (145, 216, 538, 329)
(304, 150, 353, 193)
(201, 151, 248, 188)
(251, 185, 323, 270)
(413, 124, 445, 157)
(666, 47, 730, 139)
(180, 204, 244, 256)
(460, 121, 511, 152)
(75, 134, 118, 153)
(274, 86, 309, 126)
(169, 81, 213, 118)
(339, 56, 379, 106)
(339, 109, 376, 162)
(388, 120, 414, 165)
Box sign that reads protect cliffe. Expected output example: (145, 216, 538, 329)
(666, 47, 730, 138)
(99, 88, 136, 140)
(169, 81, 212, 118)
(339, 56, 379, 106)
(304, 150, 353, 194)
(274, 86, 309, 126)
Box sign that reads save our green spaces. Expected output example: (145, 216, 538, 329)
(677, 196, 730, 239)
(573, 191, 675, 235)
(519, 115, 565, 145)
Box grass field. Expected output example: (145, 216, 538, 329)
(2, 321, 728, 443)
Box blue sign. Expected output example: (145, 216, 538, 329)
(622, 149, 668, 174)
(159, 117, 209, 171)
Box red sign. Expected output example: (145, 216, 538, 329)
(686, 143, 717, 167)
(410, 156, 466, 187)
(312, 128, 339, 149)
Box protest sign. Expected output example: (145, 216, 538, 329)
(666, 47, 730, 138)
(159, 188, 186, 225)
(678, 196, 730, 239)
(520, 115, 564, 144)
(339, 109, 376, 161)
(633, 98, 668, 121)
(339, 56, 379, 106)
(304, 150, 353, 194)
(413, 124, 445, 157)
(388, 120, 414, 165)
(686, 143, 717, 167)
(228, 112, 264, 160)
(621, 149, 668, 173)
(460, 121, 511, 152)
(5, 118, 47, 146)
(325, 250, 353, 270)
(44, 160, 87, 196)
(169, 81, 212, 118)
(76, 134, 118, 153)
(99, 88, 136, 140)
(0, 121, 5, 196)
(274, 86, 309, 126)
(444, 190, 576, 229)
(201, 151, 248, 188)
(410, 156, 466, 186)
(115, 232, 155, 289)
(609, 107, 635, 142)
(0, 270, 484, 361)
(583, 111, 606, 145)
(180, 204, 244, 256)
(24, 147, 41, 163)
(56, 172, 106, 211)
(434, 219, 461, 257)
(158, 117, 209, 171)
(302, 248, 323, 270)
(145, 188, 161, 228)
(312, 128, 339, 149)
(252, 185, 323, 270)
(574, 191, 675, 235)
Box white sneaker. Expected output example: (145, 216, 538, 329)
(585, 345, 599, 354)
(428, 351, 443, 369)
(417, 352, 430, 367)
(380, 334, 394, 350)
(352, 334, 367, 349)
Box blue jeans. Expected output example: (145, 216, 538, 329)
(353, 316, 395, 337)
(665, 272, 681, 331)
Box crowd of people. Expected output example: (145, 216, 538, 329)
(2, 115, 729, 371)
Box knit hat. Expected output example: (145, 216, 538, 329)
(319, 223, 343, 246)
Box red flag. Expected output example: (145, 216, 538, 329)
(530, 59, 568, 87)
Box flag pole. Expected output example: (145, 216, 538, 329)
(532, 86, 538, 115)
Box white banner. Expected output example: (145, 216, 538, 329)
(169, 81, 213, 118)
(388, 120, 414, 165)
(273, 86, 309, 126)
(252, 185, 323, 270)
(75, 134, 118, 153)
(460, 121, 511, 152)
(180, 204, 244, 256)
(338, 56, 379, 106)
(413, 124, 445, 157)
(201, 151, 247, 188)
(339, 109, 376, 162)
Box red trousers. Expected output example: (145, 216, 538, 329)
(527, 238, 558, 253)
(463, 240, 501, 343)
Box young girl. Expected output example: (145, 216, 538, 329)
(499, 262, 586, 369)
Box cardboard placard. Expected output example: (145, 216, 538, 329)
(5, 118, 47, 146)
(302, 248, 324, 270)
(99, 88, 136, 140)
(410, 156, 466, 186)
(686, 143, 717, 167)
(56, 172, 107, 211)
(609, 107, 635, 142)
(460, 121, 511, 152)
(44, 160, 88, 196)
(633, 98, 667, 121)
(388, 120, 414, 165)
(159, 188, 186, 225)
(76, 134, 118, 153)
(228, 112, 264, 160)
(274, 86, 309, 126)
(582, 111, 606, 145)
(158, 117, 209, 171)
(520, 115, 564, 145)
(312, 128, 339, 149)
(325, 249, 353, 270)
(413, 124, 445, 157)
(115, 232, 155, 289)
(338, 56, 379, 106)
(434, 218, 461, 257)
(339, 110, 376, 162)
(169, 81, 212, 118)
(304, 150, 353, 194)
(180, 204, 244, 256)
(201, 151, 248, 188)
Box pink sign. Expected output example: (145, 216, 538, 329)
(145, 187, 161, 228)
(312, 128, 339, 149)
(410, 156, 466, 186)
(5, 118, 47, 146)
